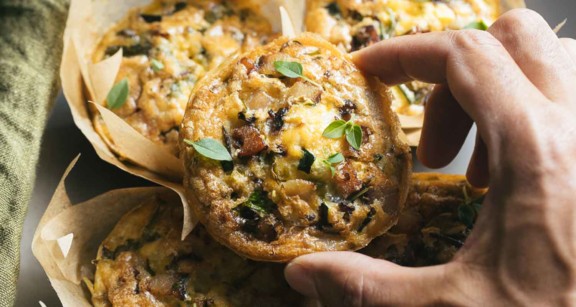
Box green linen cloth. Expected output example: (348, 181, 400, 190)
(0, 0, 69, 305)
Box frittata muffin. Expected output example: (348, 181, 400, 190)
(361, 173, 486, 266)
(181, 33, 411, 261)
(306, 0, 502, 116)
(93, 0, 276, 154)
(91, 192, 307, 306)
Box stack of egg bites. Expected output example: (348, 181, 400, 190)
(90, 0, 498, 305)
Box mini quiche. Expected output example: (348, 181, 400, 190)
(91, 192, 307, 306)
(361, 173, 486, 266)
(180, 33, 412, 261)
(92, 0, 276, 154)
(306, 0, 502, 116)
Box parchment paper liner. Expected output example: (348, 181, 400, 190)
(31, 157, 180, 306)
(33, 158, 323, 306)
(60, 0, 305, 237)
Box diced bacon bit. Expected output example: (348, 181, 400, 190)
(351, 25, 380, 51)
(334, 162, 363, 198)
(240, 57, 258, 74)
(339, 99, 356, 121)
(232, 126, 267, 157)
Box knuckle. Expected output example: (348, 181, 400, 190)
(494, 8, 546, 34)
(450, 30, 502, 51)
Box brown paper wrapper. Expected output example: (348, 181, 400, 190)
(32, 157, 180, 306)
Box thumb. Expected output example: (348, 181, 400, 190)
(285, 252, 454, 306)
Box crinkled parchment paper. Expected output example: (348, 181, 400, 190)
(32, 157, 179, 306)
(60, 0, 304, 236)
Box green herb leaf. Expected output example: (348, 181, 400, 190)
(274, 60, 304, 78)
(274, 60, 320, 86)
(298, 148, 316, 173)
(151, 59, 164, 72)
(348, 186, 371, 201)
(345, 124, 363, 150)
(106, 78, 129, 109)
(398, 84, 416, 105)
(325, 152, 344, 164)
(323, 153, 344, 176)
(322, 120, 348, 138)
(241, 190, 276, 216)
(464, 20, 489, 31)
(458, 195, 484, 229)
(184, 138, 232, 161)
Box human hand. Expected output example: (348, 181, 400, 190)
(285, 9, 576, 306)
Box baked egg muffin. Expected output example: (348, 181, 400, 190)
(361, 173, 486, 266)
(93, 0, 276, 154)
(306, 0, 502, 117)
(180, 33, 411, 261)
(90, 192, 307, 306)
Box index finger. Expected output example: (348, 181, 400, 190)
(352, 30, 545, 134)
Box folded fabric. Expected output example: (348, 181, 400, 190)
(0, 0, 69, 305)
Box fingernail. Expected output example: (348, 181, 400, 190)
(285, 261, 318, 298)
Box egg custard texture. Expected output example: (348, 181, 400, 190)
(306, 0, 501, 116)
(93, 0, 276, 154)
(181, 33, 412, 261)
(91, 192, 306, 306)
(361, 173, 486, 266)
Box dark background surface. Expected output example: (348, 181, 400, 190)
(15, 1, 575, 306)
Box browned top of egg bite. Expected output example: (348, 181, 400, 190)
(91, 192, 307, 306)
(180, 33, 411, 261)
(361, 173, 486, 266)
(92, 0, 276, 154)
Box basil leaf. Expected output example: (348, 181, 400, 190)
(151, 59, 164, 72)
(274, 60, 320, 87)
(106, 78, 129, 109)
(298, 148, 316, 173)
(184, 138, 232, 161)
(345, 124, 363, 150)
(274, 61, 304, 78)
(326, 153, 344, 164)
(464, 20, 489, 31)
(322, 120, 348, 138)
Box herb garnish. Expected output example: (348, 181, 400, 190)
(464, 20, 489, 31)
(151, 59, 164, 72)
(106, 78, 129, 109)
(322, 153, 344, 176)
(184, 138, 232, 161)
(274, 61, 320, 87)
(322, 120, 363, 150)
(458, 190, 484, 229)
(298, 148, 316, 173)
(398, 84, 416, 105)
(239, 190, 276, 217)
